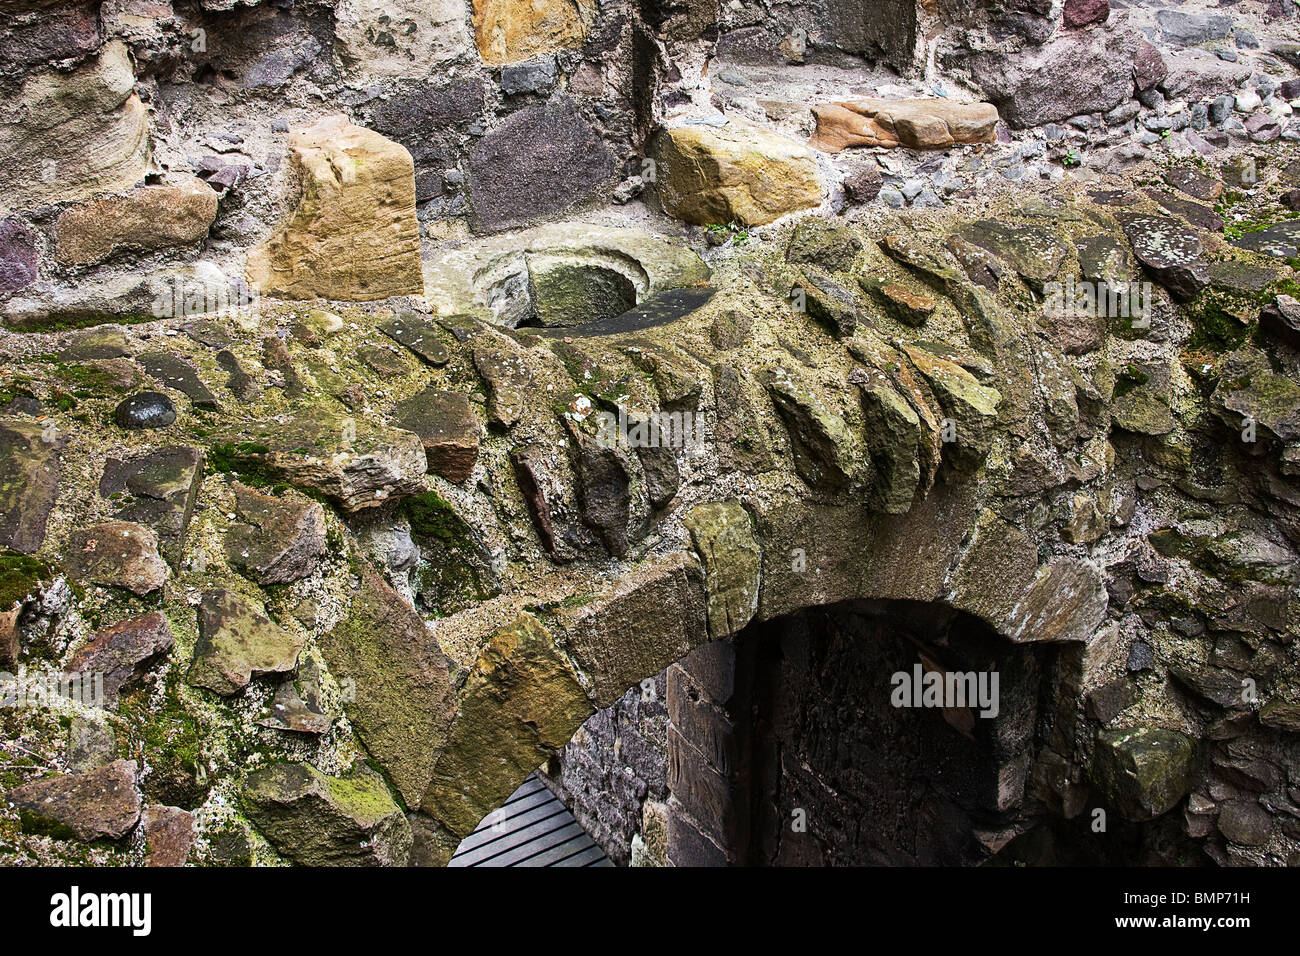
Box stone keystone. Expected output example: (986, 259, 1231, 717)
(683, 501, 762, 640)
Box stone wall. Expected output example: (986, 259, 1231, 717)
(539, 672, 670, 865)
(2, 0, 1300, 870)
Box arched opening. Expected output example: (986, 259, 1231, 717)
(524, 598, 1053, 866)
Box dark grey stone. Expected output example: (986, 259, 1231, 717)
(114, 392, 177, 430)
(468, 95, 617, 232)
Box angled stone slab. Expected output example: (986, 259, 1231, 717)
(422, 612, 592, 835)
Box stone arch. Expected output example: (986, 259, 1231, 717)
(406, 475, 1108, 864)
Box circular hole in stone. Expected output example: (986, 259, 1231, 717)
(523, 262, 639, 329)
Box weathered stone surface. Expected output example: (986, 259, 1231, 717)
(473, 343, 532, 429)
(138, 353, 218, 410)
(189, 589, 304, 696)
(1087, 678, 1137, 724)
(100, 446, 203, 568)
(1260, 701, 1300, 734)
(1062, 0, 1108, 28)
(63, 521, 168, 596)
(1232, 220, 1300, 261)
(756, 500, 876, 621)
(842, 161, 883, 203)
(0, 41, 149, 210)
(55, 177, 218, 267)
(654, 121, 822, 227)
(786, 220, 862, 273)
(10, 759, 141, 841)
(471, 0, 595, 66)
(0, 417, 62, 554)
(1217, 799, 1272, 846)
(551, 552, 707, 706)
(242, 762, 412, 865)
(318, 566, 456, 807)
(67, 611, 174, 706)
(391, 388, 480, 483)
(334, 0, 471, 77)
(954, 220, 1068, 294)
(956, 28, 1144, 128)
(1155, 9, 1232, 47)
(1164, 166, 1223, 203)
(1169, 665, 1252, 710)
(1116, 213, 1209, 301)
(225, 484, 327, 585)
(903, 346, 1001, 468)
(810, 98, 998, 152)
(530, 258, 636, 327)
(850, 332, 945, 489)
(379, 315, 451, 367)
(1093, 727, 1197, 821)
(509, 443, 563, 555)
(792, 269, 858, 338)
(1212, 349, 1300, 446)
(1003, 558, 1108, 644)
(1145, 189, 1223, 234)
(683, 502, 761, 640)
(215, 411, 427, 512)
(765, 368, 857, 491)
(259, 659, 335, 735)
(247, 117, 424, 301)
(1112, 374, 1174, 436)
(0, 0, 100, 68)
(943, 508, 1039, 629)
(851, 367, 923, 514)
(565, 419, 632, 558)
(141, 805, 197, 866)
(468, 95, 617, 232)
(0, 218, 39, 294)
(1158, 47, 1249, 101)
(423, 612, 592, 833)
(870, 282, 935, 327)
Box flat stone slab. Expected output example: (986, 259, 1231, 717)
(213, 409, 427, 512)
(535, 286, 717, 338)
(67, 611, 175, 705)
(390, 388, 481, 483)
(653, 119, 822, 226)
(138, 353, 219, 410)
(62, 520, 169, 596)
(9, 759, 141, 842)
(0, 417, 62, 554)
(1232, 220, 1300, 260)
(225, 483, 327, 585)
(379, 314, 451, 366)
(1116, 212, 1209, 301)
(188, 588, 305, 696)
(241, 761, 411, 866)
(99, 446, 203, 567)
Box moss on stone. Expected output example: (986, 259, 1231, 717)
(402, 491, 464, 546)
(0, 552, 52, 609)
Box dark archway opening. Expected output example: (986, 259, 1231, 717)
(667, 599, 1047, 866)
(538, 598, 1202, 866)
